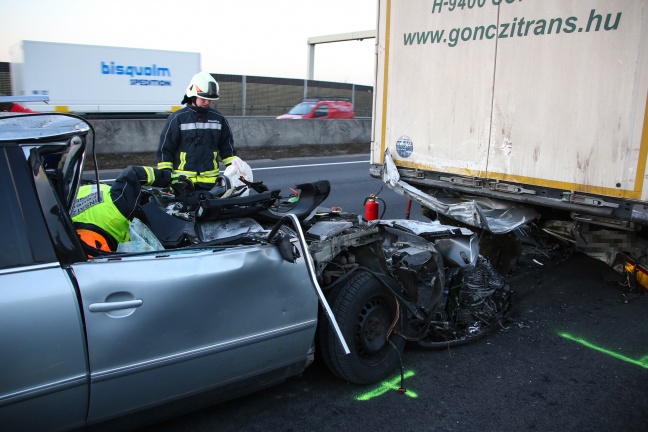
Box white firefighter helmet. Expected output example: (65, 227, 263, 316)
(184, 72, 220, 103)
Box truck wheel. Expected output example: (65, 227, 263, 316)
(318, 270, 405, 384)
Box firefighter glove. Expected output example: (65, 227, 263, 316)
(171, 175, 194, 192)
(152, 168, 172, 188)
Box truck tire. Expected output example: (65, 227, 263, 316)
(318, 270, 405, 384)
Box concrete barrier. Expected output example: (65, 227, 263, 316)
(88, 118, 371, 154)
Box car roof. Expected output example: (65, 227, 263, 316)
(0, 113, 91, 142)
(300, 96, 351, 103)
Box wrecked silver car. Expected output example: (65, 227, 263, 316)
(0, 110, 511, 431)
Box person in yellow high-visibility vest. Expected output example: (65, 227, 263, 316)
(71, 166, 171, 253)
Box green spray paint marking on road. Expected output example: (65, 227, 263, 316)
(559, 332, 648, 370)
(355, 370, 418, 401)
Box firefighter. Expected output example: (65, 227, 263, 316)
(156, 71, 244, 191)
(71, 166, 171, 253)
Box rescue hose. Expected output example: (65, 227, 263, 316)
(387, 299, 407, 394)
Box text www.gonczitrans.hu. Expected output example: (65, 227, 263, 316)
(403, 9, 622, 48)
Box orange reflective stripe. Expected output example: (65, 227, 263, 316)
(77, 229, 112, 252)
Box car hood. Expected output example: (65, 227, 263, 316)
(276, 114, 304, 119)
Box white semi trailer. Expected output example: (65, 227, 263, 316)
(371, 0, 648, 271)
(10, 41, 200, 113)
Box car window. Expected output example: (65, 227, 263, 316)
(0, 179, 32, 269)
(0, 147, 57, 269)
(288, 102, 315, 115)
(314, 104, 329, 117)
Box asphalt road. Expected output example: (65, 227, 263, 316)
(135, 252, 647, 432)
(247, 154, 425, 220)
(90, 154, 425, 220)
(91, 156, 648, 432)
(134, 255, 648, 432)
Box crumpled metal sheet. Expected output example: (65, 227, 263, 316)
(377, 219, 473, 236)
(382, 152, 539, 234)
(454, 256, 511, 329)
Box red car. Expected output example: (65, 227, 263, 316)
(277, 97, 355, 119)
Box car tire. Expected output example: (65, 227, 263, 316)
(318, 270, 405, 384)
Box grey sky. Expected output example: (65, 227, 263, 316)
(0, 0, 377, 85)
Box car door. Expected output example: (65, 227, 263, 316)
(72, 242, 318, 424)
(0, 146, 88, 432)
(314, 104, 330, 118)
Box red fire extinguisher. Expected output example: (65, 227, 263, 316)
(365, 194, 379, 221)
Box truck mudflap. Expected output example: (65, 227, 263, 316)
(380, 153, 538, 234)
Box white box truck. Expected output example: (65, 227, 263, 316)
(371, 0, 648, 270)
(10, 41, 200, 113)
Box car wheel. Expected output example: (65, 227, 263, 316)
(318, 270, 405, 384)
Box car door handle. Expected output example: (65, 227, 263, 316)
(89, 299, 143, 312)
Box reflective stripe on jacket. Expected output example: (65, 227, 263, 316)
(156, 105, 237, 183)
